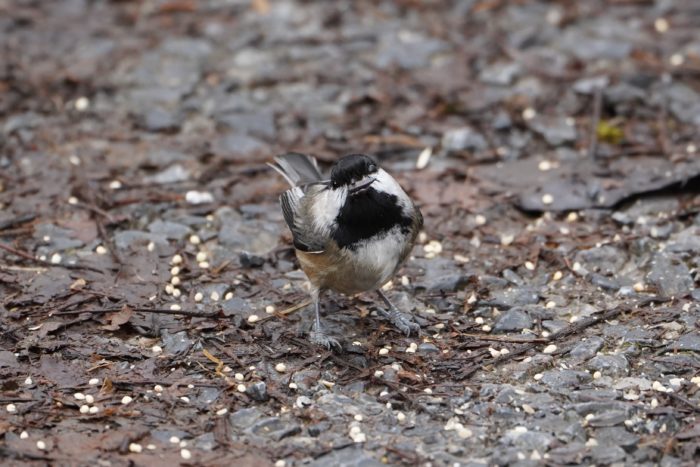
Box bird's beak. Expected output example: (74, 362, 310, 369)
(349, 177, 375, 194)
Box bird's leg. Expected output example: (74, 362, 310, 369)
(376, 289, 420, 336)
(308, 290, 341, 351)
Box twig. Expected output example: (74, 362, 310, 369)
(588, 87, 603, 159)
(457, 333, 547, 344)
(53, 306, 219, 318)
(0, 241, 102, 273)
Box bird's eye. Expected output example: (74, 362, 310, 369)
(368, 163, 377, 172)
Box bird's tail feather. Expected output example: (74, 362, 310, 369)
(268, 152, 323, 187)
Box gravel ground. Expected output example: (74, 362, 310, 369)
(1, 1, 700, 465)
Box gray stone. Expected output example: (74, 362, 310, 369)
(670, 333, 700, 352)
(493, 308, 533, 333)
(575, 245, 627, 275)
(147, 220, 190, 240)
(647, 252, 693, 298)
(528, 116, 577, 146)
(248, 417, 301, 441)
(587, 354, 629, 377)
(160, 330, 194, 355)
(540, 370, 592, 388)
(229, 407, 263, 430)
(489, 287, 540, 307)
(143, 164, 190, 184)
(479, 61, 521, 86)
(595, 426, 639, 447)
(247, 381, 268, 401)
(588, 409, 628, 427)
(588, 444, 626, 464)
(309, 446, 383, 467)
(418, 343, 440, 354)
(442, 127, 488, 152)
(113, 230, 169, 250)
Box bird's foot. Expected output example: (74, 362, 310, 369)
(379, 308, 420, 336)
(309, 330, 342, 352)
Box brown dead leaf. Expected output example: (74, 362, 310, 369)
(102, 305, 133, 331)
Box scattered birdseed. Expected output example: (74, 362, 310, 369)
(265, 305, 275, 314)
(170, 266, 180, 276)
(185, 190, 214, 204)
(538, 160, 552, 171)
(196, 251, 207, 262)
(275, 461, 286, 467)
(633, 282, 645, 292)
(50, 253, 62, 264)
(74, 392, 86, 400)
(210, 291, 220, 301)
(652, 381, 671, 393)
(275, 363, 287, 373)
(198, 261, 210, 269)
(585, 438, 598, 447)
(423, 240, 443, 255)
(180, 396, 190, 403)
(247, 314, 259, 323)
(172, 288, 182, 298)
(524, 261, 535, 270)
(489, 348, 500, 358)
(543, 344, 557, 354)
(69, 155, 81, 166)
(670, 53, 684, 66)
(534, 373, 543, 381)
(566, 212, 578, 222)
(378, 348, 390, 356)
(500, 348, 509, 356)
(522, 107, 536, 120)
(396, 411, 406, 422)
(320, 380, 335, 388)
(85, 395, 94, 404)
(552, 271, 563, 281)
(25, 377, 33, 385)
(37, 440, 47, 450)
(416, 146, 432, 170)
(654, 17, 669, 33)
(475, 317, 484, 324)
(687, 143, 697, 154)
(237, 384, 246, 393)
(147, 242, 155, 252)
(108, 180, 122, 190)
(194, 292, 203, 302)
(89, 406, 99, 414)
(400, 275, 410, 286)
(121, 396, 133, 405)
(541, 194, 554, 205)
(73, 96, 90, 111)
(691, 376, 700, 386)
(171, 254, 183, 264)
(170, 304, 181, 311)
(20, 431, 28, 439)
(216, 408, 228, 416)
(288, 382, 298, 390)
(79, 405, 90, 414)
(189, 235, 201, 245)
(171, 276, 181, 286)
(423, 388, 433, 394)
(234, 373, 244, 381)
(405, 342, 418, 353)
(169, 436, 180, 444)
(500, 233, 515, 246)
(129, 443, 142, 453)
(95, 245, 107, 255)
(482, 325, 492, 332)
(593, 371, 602, 379)
(225, 292, 234, 300)
(146, 444, 156, 450)
(154, 385, 163, 393)
(152, 345, 163, 354)
(6, 403, 16, 413)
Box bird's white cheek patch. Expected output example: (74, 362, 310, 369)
(374, 169, 412, 212)
(311, 188, 346, 234)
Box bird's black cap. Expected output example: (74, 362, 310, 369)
(330, 154, 378, 188)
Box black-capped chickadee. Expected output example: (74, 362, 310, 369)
(269, 152, 423, 350)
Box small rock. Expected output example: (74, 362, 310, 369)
(493, 308, 533, 333)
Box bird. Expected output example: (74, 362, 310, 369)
(268, 152, 423, 350)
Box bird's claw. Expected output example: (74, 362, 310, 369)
(309, 330, 342, 352)
(381, 308, 420, 336)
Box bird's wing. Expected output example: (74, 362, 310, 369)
(280, 187, 326, 253)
